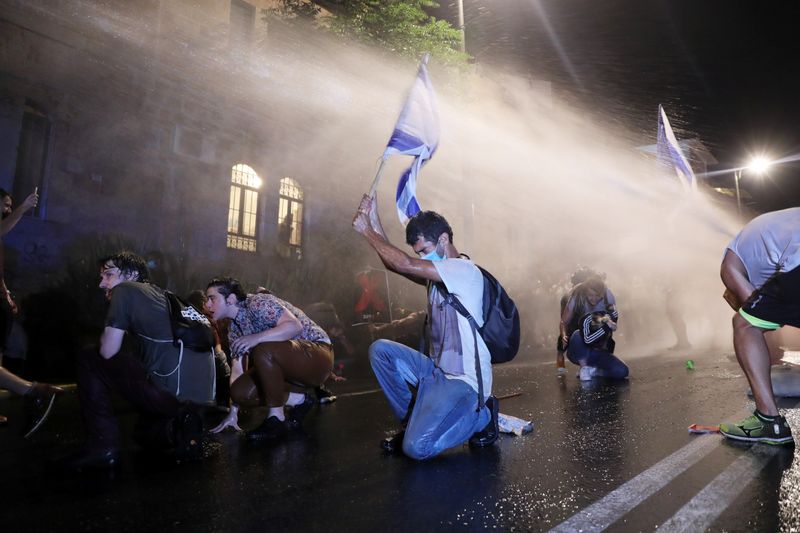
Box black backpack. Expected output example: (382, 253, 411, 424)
(164, 291, 215, 352)
(438, 266, 521, 364)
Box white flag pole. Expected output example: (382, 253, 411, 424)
(367, 158, 388, 198)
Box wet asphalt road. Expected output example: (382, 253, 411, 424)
(1, 348, 799, 532)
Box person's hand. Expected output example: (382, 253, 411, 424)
(722, 289, 741, 311)
(352, 194, 373, 235)
(21, 191, 38, 211)
(367, 192, 381, 227)
(560, 334, 569, 346)
(605, 319, 618, 331)
(5, 292, 16, 315)
(210, 405, 242, 433)
(230, 334, 260, 355)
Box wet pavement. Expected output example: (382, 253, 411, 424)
(2, 349, 799, 532)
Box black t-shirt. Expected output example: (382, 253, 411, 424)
(106, 281, 214, 404)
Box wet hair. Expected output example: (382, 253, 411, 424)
(405, 211, 453, 246)
(571, 267, 600, 286)
(207, 277, 247, 302)
(0, 188, 11, 201)
(99, 251, 149, 282)
(573, 275, 607, 314)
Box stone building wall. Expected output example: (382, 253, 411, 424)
(0, 0, 375, 314)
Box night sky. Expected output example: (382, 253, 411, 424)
(435, 0, 800, 211)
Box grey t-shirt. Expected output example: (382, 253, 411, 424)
(727, 207, 800, 289)
(106, 281, 215, 404)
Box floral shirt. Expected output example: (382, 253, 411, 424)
(228, 293, 330, 360)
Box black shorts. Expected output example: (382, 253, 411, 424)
(741, 265, 800, 329)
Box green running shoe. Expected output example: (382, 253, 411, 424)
(719, 410, 794, 446)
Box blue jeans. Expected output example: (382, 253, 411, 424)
(369, 339, 490, 460)
(566, 330, 629, 379)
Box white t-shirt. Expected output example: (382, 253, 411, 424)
(430, 258, 492, 399)
(727, 207, 800, 289)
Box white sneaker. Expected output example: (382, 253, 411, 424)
(579, 366, 597, 381)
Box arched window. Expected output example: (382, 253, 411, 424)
(227, 163, 262, 252)
(277, 177, 303, 253)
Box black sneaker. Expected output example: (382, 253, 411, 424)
(173, 409, 204, 463)
(287, 395, 315, 430)
(469, 396, 499, 448)
(54, 446, 120, 472)
(315, 385, 337, 405)
(380, 430, 405, 454)
(246, 416, 287, 442)
(22, 382, 63, 438)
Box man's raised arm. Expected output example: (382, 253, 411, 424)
(352, 194, 441, 284)
(1, 192, 38, 236)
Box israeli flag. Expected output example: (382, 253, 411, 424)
(657, 105, 696, 192)
(384, 54, 440, 225)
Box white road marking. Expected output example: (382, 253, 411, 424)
(549, 435, 721, 532)
(658, 445, 780, 532)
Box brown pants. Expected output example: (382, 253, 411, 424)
(231, 340, 333, 408)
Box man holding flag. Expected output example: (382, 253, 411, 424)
(352, 197, 497, 460)
(352, 55, 497, 460)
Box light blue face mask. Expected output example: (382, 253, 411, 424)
(421, 244, 444, 262)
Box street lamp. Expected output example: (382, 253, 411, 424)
(734, 156, 772, 218)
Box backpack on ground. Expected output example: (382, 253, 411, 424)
(164, 291, 215, 352)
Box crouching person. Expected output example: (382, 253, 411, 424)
(566, 312, 629, 381)
(353, 195, 497, 461)
(62, 252, 215, 471)
(205, 278, 333, 442)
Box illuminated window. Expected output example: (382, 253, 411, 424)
(277, 177, 303, 254)
(227, 163, 261, 252)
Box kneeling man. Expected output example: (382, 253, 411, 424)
(353, 195, 497, 460)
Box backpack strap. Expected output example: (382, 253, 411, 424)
(436, 282, 484, 412)
(164, 290, 182, 348)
